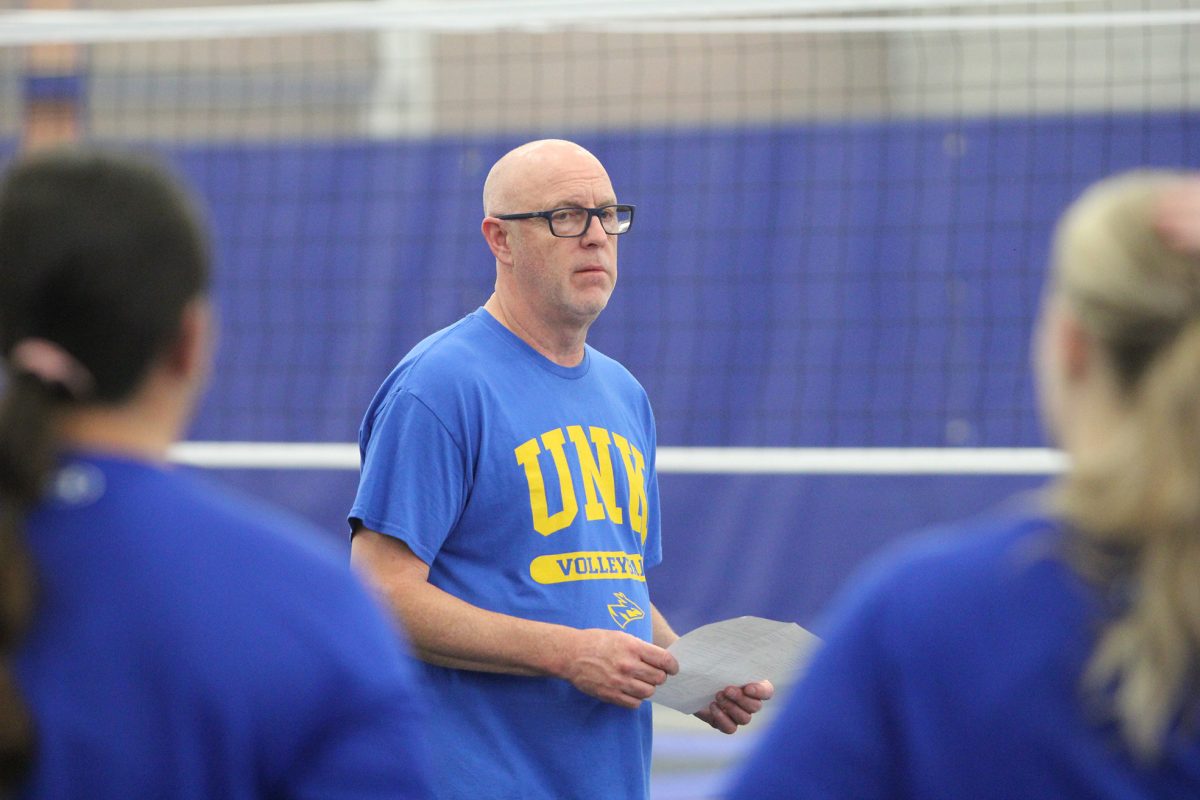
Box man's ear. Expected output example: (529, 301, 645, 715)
(167, 298, 214, 382)
(481, 217, 514, 266)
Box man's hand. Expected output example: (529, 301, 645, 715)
(694, 680, 774, 734)
(558, 628, 679, 709)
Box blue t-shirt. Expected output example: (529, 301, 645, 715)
(351, 307, 662, 800)
(16, 452, 431, 799)
(725, 504, 1200, 799)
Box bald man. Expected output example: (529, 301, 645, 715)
(350, 140, 770, 799)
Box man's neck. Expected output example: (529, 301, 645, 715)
(483, 293, 591, 368)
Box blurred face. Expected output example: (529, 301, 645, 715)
(1032, 290, 1069, 447)
(500, 146, 620, 328)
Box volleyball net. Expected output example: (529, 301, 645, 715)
(1, 0, 1196, 474)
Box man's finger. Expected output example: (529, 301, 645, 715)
(743, 679, 775, 701)
(715, 693, 753, 726)
(720, 690, 758, 714)
(632, 666, 668, 686)
(615, 695, 642, 709)
(624, 678, 658, 701)
(638, 644, 679, 675)
(604, 686, 643, 709)
(705, 702, 737, 734)
(721, 687, 762, 715)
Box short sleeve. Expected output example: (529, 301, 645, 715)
(724, 559, 902, 799)
(641, 412, 663, 571)
(350, 388, 469, 565)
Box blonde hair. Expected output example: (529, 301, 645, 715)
(1051, 170, 1200, 760)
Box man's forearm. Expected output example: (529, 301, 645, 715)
(650, 603, 679, 649)
(387, 576, 576, 677)
(351, 529, 574, 678)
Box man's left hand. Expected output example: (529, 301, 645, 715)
(694, 680, 774, 734)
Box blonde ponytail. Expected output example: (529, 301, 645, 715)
(1059, 320, 1200, 759)
(1051, 170, 1200, 761)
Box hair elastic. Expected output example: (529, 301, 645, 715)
(7, 338, 95, 399)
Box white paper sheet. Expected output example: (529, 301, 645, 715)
(652, 615, 820, 714)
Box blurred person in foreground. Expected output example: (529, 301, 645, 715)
(726, 170, 1200, 798)
(349, 139, 772, 800)
(0, 148, 430, 799)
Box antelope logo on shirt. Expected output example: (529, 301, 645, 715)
(607, 592, 645, 629)
(514, 425, 648, 541)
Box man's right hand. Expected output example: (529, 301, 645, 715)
(557, 628, 679, 708)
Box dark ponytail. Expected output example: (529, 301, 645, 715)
(0, 148, 210, 788)
(0, 377, 56, 784)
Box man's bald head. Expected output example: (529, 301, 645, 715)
(482, 139, 609, 217)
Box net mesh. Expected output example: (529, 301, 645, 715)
(2, 1, 1197, 458)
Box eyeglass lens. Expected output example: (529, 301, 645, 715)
(548, 206, 632, 236)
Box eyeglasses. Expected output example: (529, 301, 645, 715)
(495, 204, 635, 238)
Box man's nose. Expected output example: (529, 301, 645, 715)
(580, 213, 608, 245)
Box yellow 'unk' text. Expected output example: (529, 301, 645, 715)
(514, 425, 648, 542)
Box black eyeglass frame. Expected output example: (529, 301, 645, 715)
(494, 204, 636, 238)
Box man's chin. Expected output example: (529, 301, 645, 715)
(564, 298, 609, 326)
(568, 284, 613, 314)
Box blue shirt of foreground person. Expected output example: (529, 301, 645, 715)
(726, 171, 1200, 799)
(0, 149, 431, 799)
